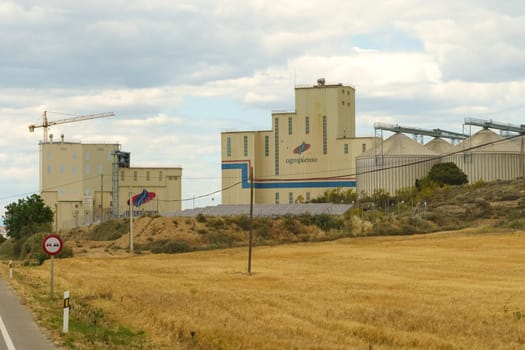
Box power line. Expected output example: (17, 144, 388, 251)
(1, 134, 522, 204)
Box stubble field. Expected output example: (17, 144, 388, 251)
(7, 229, 525, 349)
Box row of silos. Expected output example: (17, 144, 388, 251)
(356, 128, 525, 196)
(356, 133, 440, 195)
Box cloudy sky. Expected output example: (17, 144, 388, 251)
(1, 0, 525, 217)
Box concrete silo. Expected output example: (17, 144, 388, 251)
(356, 133, 440, 196)
(425, 137, 452, 155)
(442, 128, 524, 183)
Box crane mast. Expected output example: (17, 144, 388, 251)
(29, 110, 115, 142)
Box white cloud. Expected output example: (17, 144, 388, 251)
(1, 0, 525, 215)
(116, 114, 183, 127)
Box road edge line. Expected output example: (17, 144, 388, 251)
(0, 314, 16, 350)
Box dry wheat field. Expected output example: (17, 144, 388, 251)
(16, 229, 525, 349)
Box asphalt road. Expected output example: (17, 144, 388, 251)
(0, 277, 56, 350)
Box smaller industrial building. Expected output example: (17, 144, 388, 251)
(39, 139, 182, 230)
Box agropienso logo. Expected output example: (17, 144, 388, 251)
(293, 141, 311, 155)
(286, 141, 318, 165)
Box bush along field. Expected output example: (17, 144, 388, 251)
(46, 178, 525, 257)
(3, 177, 525, 261)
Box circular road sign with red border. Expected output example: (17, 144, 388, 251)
(42, 234, 63, 256)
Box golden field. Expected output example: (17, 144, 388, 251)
(5, 229, 525, 349)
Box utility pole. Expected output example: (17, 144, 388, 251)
(129, 191, 134, 254)
(100, 174, 103, 223)
(520, 134, 525, 184)
(248, 166, 254, 274)
(55, 203, 58, 233)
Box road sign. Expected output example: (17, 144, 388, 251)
(42, 234, 63, 256)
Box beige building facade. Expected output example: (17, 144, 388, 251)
(119, 167, 182, 217)
(40, 141, 182, 230)
(221, 80, 376, 204)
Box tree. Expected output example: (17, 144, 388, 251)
(311, 188, 357, 204)
(3, 194, 54, 241)
(427, 162, 468, 187)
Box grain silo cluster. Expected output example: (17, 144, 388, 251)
(443, 129, 525, 184)
(356, 133, 440, 195)
(357, 124, 525, 196)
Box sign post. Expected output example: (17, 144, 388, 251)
(42, 234, 63, 299)
(8, 260, 13, 279)
(63, 290, 70, 333)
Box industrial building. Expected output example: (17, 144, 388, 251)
(221, 79, 376, 204)
(442, 128, 525, 183)
(32, 112, 182, 231)
(221, 81, 525, 202)
(357, 123, 525, 196)
(356, 133, 440, 196)
(39, 140, 182, 230)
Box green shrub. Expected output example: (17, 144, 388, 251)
(0, 239, 15, 258)
(207, 232, 234, 247)
(207, 217, 225, 230)
(280, 216, 298, 234)
(234, 215, 251, 231)
(195, 213, 207, 223)
(150, 240, 192, 254)
(196, 228, 208, 235)
(88, 220, 128, 241)
(254, 217, 273, 240)
(430, 162, 468, 186)
(313, 214, 344, 231)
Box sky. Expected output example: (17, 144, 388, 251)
(1, 0, 525, 218)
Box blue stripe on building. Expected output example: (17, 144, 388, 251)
(222, 162, 356, 189)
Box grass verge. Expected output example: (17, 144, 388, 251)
(0, 260, 152, 350)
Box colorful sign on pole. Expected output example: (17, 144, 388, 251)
(127, 189, 156, 207)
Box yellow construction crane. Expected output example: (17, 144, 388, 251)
(29, 110, 115, 142)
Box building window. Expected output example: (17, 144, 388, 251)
(322, 116, 327, 155)
(146, 171, 150, 181)
(226, 137, 232, 157)
(47, 165, 51, 174)
(274, 118, 280, 175)
(159, 171, 163, 181)
(362, 143, 366, 153)
(59, 164, 64, 174)
(289, 192, 293, 204)
(72, 152, 77, 160)
(133, 171, 137, 181)
(341, 101, 345, 106)
(72, 165, 77, 174)
(264, 136, 269, 157)
(85, 151, 90, 160)
(288, 117, 292, 135)
(85, 164, 90, 174)
(243, 135, 248, 157)
(305, 116, 310, 135)
(344, 144, 348, 154)
(275, 192, 280, 204)
(98, 164, 103, 174)
(47, 151, 52, 160)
